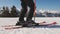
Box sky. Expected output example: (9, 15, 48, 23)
(0, 0, 60, 11)
(0, 0, 20, 10)
(36, 0, 60, 11)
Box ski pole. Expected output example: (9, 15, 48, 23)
(34, 0, 36, 21)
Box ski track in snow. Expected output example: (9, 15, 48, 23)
(0, 17, 60, 34)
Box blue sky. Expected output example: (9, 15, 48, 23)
(0, 0, 20, 9)
(0, 0, 60, 11)
(36, 0, 60, 11)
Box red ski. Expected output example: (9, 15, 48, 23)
(2, 22, 57, 30)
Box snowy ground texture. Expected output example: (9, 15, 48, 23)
(0, 17, 60, 34)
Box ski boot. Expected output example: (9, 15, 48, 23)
(22, 20, 39, 27)
(16, 20, 25, 26)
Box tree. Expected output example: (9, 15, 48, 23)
(2, 6, 10, 17)
(10, 6, 17, 17)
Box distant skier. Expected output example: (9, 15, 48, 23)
(16, 0, 38, 26)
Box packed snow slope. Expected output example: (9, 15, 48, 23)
(0, 17, 60, 34)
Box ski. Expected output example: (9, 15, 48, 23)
(1, 22, 57, 30)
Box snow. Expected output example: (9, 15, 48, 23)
(36, 9, 60, 13)
(0, 17, 60, 34)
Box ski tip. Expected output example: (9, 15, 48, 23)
(52, 22, 57, 24)
(41, 21, 46, 23)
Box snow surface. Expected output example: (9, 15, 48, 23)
(0, 17, 60, 34)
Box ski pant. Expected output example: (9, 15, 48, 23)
(19, 0, 35, 21)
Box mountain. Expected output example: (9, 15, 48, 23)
(36, 9, 60, 17)
(0, 8, 60, 17)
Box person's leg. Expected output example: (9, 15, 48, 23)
(23, 0, 38, 26)
(16, 0, 27, 25)
(26, 0, 34, 21)
(19, 0, 27, 21)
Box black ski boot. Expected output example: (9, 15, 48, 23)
(22, 20, 39, 27)
(16, 20, 25, 26)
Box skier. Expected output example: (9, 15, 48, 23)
(16, 0, 38, 26)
